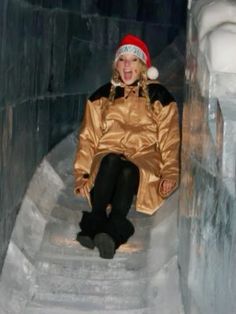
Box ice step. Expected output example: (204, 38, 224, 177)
(35, 272, 153, 299)
(33, 264, 164, 310)
(37, 199, 178, 262)
(25, 299, 152, 314)
(26, 256, 183, 314)
(35, 236, 177, 281)
(35, 256, 165, 281)
(30, 292, 147, 311)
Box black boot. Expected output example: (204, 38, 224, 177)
(94, 233, 116, 259)
(77, 232, 95, 249)
(94, 215, 135, 259)
(76, 211, 107, 249)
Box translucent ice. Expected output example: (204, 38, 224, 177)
(180, 1, 236, 314)
(204, 23, 236, 73)
(193, 0, 236, 74)
(191, 0, 236, 97)
(0, 242, 36, 314)
(193, 0, 236, 41)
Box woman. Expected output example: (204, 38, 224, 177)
(74, 34, 180, 259)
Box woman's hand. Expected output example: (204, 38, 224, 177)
(77, 178, 89, 198)
(160, 179, 176, 196)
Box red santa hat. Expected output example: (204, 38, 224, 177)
(115, 34, 159, 80)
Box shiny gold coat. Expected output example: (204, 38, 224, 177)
(74, 81, 180, 215)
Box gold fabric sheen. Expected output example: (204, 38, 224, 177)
(74, 83, 180, 215)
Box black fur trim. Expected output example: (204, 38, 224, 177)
(89, 82, 175, 106)
(89, 83, 111, 102)
(148, 83, 175, 106)
(114, 86, 124, 99)
(89, 83, 125, 102)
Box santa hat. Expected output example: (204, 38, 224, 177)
(115, 34, 159, 80)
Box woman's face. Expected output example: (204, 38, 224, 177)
(115, 53, 142, 85)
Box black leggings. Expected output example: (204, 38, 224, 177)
(91, 153, 140, 218)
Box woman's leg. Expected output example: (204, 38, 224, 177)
(110, 159, 139, 218)
(94, 159, 139, 258)
(91, 153, 124, 215)
(77, 153, 124, 248)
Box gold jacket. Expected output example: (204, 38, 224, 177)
(74, 81, 180, 215)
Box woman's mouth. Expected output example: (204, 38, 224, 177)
(123, 70, 133, 81)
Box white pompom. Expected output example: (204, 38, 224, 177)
(147, 66, 159, 80)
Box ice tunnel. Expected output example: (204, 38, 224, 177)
(0, 0, 236, 313)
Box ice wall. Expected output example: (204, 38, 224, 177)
(0, 0, 86, 273)
(179, 1, 236, 313)
(0, 0, 187, 274)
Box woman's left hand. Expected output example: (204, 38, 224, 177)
(160, 179, 176, 196)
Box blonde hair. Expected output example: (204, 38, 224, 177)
(101, 59, 153, 123)
(109, 60, 150, 106)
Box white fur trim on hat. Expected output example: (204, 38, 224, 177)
(115, 44, 147, 64)
(147, 66, 159, 80)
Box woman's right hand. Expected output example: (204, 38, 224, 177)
(77, 178, 89, 198)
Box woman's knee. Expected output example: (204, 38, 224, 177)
(120, 162, 139, 182)
(101, 153, 122, 168)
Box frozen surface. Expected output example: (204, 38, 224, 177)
(217, 98, 236, 189)
(193, 0, 236, 41)
(0, 242, 36, 314)
(204, 23, 236, 73)
(179, 2, 236, 314)
(0, 133, 183, 314)
(190, 0, 236, 97)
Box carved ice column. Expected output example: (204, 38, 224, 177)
(179, 1, 236, 313)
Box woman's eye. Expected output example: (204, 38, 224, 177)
(132, 58, 138, 62)
(119, 57, 124, 62)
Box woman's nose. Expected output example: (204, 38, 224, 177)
(124, 59, 131, 67)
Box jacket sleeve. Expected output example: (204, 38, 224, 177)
(157, 100, 180, 194)
(74, 99, 102, 193)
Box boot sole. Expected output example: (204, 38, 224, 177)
(94, 233, 115, 259)
(76, 234, 95, 249)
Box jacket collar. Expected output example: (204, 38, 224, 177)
(113, 80, 142, 99)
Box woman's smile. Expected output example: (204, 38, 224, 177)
(116, 53, 142, 85)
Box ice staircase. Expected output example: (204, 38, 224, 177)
(0, 132, 183, 314)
